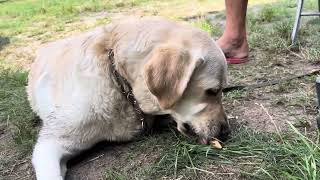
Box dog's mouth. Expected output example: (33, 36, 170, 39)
(180, 131, 210, 145)
(178, 123, 211, 145)
(178, 124, 229, 145)
(198, 137, 209, 145)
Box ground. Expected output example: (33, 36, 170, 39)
(0, 0, 320, 179)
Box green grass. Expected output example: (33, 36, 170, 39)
(0, 0, 273, 39)
(99, 124, 319, 179)
(224, 89, 248, 101)
(105, 169, 128, 180)
(0, 64, 37, 153)
(0, 0, 216, 37)
(191, 19, 223, 37)
(0, 0, 116, 39)
(247, 0, 320, 62)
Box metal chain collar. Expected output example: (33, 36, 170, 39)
(107, 49, 145, 130)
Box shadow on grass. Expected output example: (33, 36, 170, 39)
(66, 119, 177, 180)
(0, 0, 9, 4)
(0, 36, 10, 51)
(0, 66, 37, 153)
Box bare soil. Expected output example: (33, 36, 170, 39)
(0, 124, 34, 180)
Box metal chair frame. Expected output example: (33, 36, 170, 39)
(291, 0, 320, 43)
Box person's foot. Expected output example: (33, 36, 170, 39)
(217, 35, 249, 63)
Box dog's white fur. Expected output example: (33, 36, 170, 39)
(27, 17, 228, 179)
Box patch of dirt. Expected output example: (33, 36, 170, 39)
(225, 75, 318, 133)
(179, 164, 242, 180)
(0, 123, 34, 180)
(66, 140, 161, 180)
(66, 138, 244, 180)
(2, 41, 40, 70)
(227, 99, 317, 133)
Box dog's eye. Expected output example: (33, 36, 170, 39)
(205, 89, 219, 96)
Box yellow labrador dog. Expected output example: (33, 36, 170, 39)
(27, 17, 229, 180)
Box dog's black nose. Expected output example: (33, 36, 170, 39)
(182, 123, 197, 136)
(218, 123, 231, 141)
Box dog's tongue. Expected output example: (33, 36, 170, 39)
(199, 138, 208, 145)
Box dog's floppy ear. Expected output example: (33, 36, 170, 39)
(143, 43, 197, 109)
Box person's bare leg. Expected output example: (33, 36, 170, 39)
(217, 0, 249, 59)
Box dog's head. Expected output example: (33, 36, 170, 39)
(143, 40, 229, 144)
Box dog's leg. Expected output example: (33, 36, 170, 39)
(60, 159, 68, 179)
(32, 137, 70, 180)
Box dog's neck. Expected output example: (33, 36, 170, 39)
(106, 46, 166, 115)
(107, 48, 147, 130)
(102, 25, 169, 115)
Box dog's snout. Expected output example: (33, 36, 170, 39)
(182, 123, 197, 136)
(218, 123, 231, 141)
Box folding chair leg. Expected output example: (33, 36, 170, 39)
(291, 0, 304, 43)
